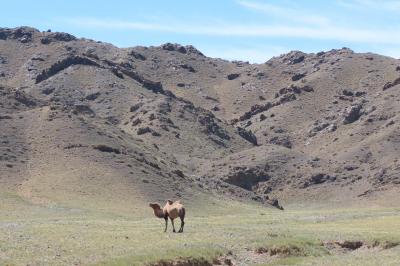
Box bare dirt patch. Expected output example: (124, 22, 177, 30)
(147, 257, 213, 266)
(322, 240, 399, 254)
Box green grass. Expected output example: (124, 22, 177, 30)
(0, 192, 400, 265)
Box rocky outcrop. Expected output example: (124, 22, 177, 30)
(383, 77, 400, 91)
(14, 90, 37, 106)
(227, 73, 240, 80)
(0, 27, 38, 43)
(278, 84, 314, 96)
(93, 144, 121, 154)
(161, 43, 188, 53)
(128, 50, 146, 60)
(36, 56, 100, 83)
(198, 114, 230, 140)
(40, 32, 76, 44)
(119, 68, 164, 93)
(268, 135, 292, 149)
(237, 102, 274, 122)
(237, 127, 258, 145)
(137, 127, 152, 135)
(160, 43, 204, 56)
(291, 72, 306, 81)
(278, 50, 306, 65)
(72, 104, 95, 117)
(235, 84, 314, 123)
(302, 173, 336, 188)
(85, 92, 101, 101)
(308, 120, 337, 137)
(224, 166, 270, 191)
(185, 45, 204, 56)
(342, 103, 363, 124)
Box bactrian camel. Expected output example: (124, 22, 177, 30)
(149, 200, 185, 233)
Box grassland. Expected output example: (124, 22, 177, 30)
(0, 190, 399, 266)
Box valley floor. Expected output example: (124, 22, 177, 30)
(1, 191, 400, 266)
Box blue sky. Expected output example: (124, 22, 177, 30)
(2, 0, 400, 62)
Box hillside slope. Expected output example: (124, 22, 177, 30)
(0, 26, 399, 210)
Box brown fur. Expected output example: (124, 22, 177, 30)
(149, 200, 185, 233)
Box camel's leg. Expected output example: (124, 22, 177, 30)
(170, 218, 176, 233)
(179, 208, 185, 233)
(164, 217, 168, 233)
(179, 216, 185, 233)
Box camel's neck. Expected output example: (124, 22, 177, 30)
(153, 208, 165, 218)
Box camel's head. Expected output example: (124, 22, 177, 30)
(149, 203, 161, 210)
(149, 203, 165, 218)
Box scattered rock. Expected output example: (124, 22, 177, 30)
(148, 257, 212, 266)
(302, 173, 336, 187)
(179, 64, 196, 73)
(198, 114, 230, 140)
(224, 167, 270, 191)
(386, 120, 395, 127)
(14, 91, 37, 106)
(342, 103, 363, 124)
(130, 103, 143, 112)
(265, 198, 284, 210)
(0, 27, 37, 43)
(291, 55, 305, 64)
(227, 73, 240, 80)
(36, 56, 100, 83)
(0, 115, 12, 120)
(344, 165, 358, 171)
(342, 89, 354, 96)
(41, 87, 55, 95)
(132, 118, 141, 126)
(73, 104, 95, 117)
(291, 73, 306, 81)
(41, 32, 76, 44)
(137, 127, 152, 135)
(383, 77, 400, 91)
(161, 43, 187, 53)
(128, 50, 146, 60)
(212, 105, 220, 111)
(237, 127, 257, 145)
(85, 92, 101, 101)
(268, 136, 292, 148)
(111, 67, 124, 78)
(173, 170, 185, 178)
(93, 145, 121, 154)
(355, 91, 366, 97)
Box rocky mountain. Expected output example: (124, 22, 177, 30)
(1, 26, 399, 210)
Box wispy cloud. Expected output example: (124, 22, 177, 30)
(63, 17, 400, 45)
(237, 0, 330, 25)
(337, 0, 400, 11)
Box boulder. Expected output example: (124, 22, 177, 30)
(383, 77, 400, 91)
(161, 43, 187, 53)
(41, 32, 76, 44)
(291, 73, 306, 81)
(237, 127, 258, 145)
(128, 50, 146, 60)
(342, 103, 363, 124)
(227, 73, 240, 80)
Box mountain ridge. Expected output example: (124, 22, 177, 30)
(1, 26, 399, 210)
